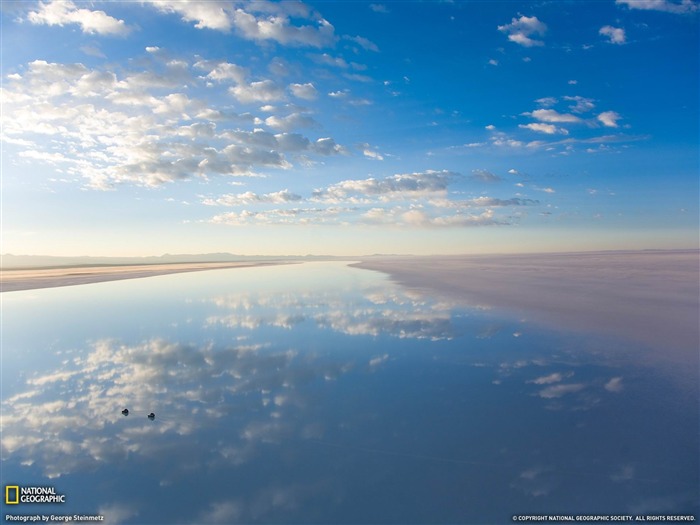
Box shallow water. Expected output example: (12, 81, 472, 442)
(2, 262, 698, 523)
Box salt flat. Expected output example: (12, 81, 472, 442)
(0, 261, 285, 292)
(354, 250, 699, 355)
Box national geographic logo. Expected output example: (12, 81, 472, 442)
(5, 486, 66, 505)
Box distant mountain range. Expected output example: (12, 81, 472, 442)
(0, 253, 356, 269)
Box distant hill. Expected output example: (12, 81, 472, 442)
(1, 253, 346, 269)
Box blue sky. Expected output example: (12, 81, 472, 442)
(1, 0, 698, 256)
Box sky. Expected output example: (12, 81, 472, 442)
(1, 0, 698, 256)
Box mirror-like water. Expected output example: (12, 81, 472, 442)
(2, 262, 697, 523)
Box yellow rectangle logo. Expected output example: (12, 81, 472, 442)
(5, 485, 19, 505)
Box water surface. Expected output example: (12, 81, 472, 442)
(2, 262, 697, 523)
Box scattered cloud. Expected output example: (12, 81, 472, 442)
(519, 123, 569, 135)
(362, 207, 500, 228)
(203, 190, 303, 206)
(604, 377, 624, 392)
(369, 354, 389, 369)
(265, 113, 316, 131)
(528, 372, 574, 385)
(498, 15, 547, 47)
(145, 1, 337, 47)
(312, 170, 460, 203)
(360, 143, 385, 161)
(344, 73, 373, 83)
(564, 96, 595, 113)
(527, 109, 583, 123)
(597, 111, 622, 128)
(599, 25, 627, 44)
(231, 80, 286, 103)
(27, 0, 131, 36)
(346, 35, 380, 52)
(1, 55, 353, 189)
(470, 169, 502, 183)
(196, 60, 248, 84)
(328, 89, 349, 98)
(536, 97, 557, 108)
(538, 383, 586, 398)
(310, 53, 349, 68)
(288, 82, 318, 100)
(615, 0, 699, 14)
(369, 4, 390, 13)
(610, 464, 635, 482)
(80, 44, 106, 58)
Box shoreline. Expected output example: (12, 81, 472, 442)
(353, 249, 700, 356)
(0, 261, 289, 293)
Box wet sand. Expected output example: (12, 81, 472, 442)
(0, 261, 286, 292)
(354, 250, 700, 354)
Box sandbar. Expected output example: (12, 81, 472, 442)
(354, 250, 700, 355)
(0, 261, 286, 293)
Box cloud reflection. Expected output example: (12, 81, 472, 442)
(2, 337, 348, 480)
(206, 285, 462, 340)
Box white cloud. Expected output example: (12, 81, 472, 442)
(80, 45, 106, 58)
(536, 97, 557, 107)
(604, 376, 624, 392)
(210, 207, 345, 226)
(498, 15, 547, 47)
(599, 25, 627, 44)
(528, 109, 583, 123)
(203, 189, 303, 206)
(528, 372, 573, 385)
(264, 112, 317, 131)
(328, 89, 349, 99)
(18, 150, 71, 163)
(311, 137, 346, 155)
(369, 354, 389, 368)
(488, 59, 499, 66)
(275, 132, 311, 151)
(27, 0, 131, 36)
(145, 1, 337, 46)
(2, 56, 353, 189)
(196, 60, 248, 84)
(564, 96, 595, 113)
(362, 149, 384, 161)
(367, 207, 499, 228)
(346, 35, 380, 52)
(431, 196, 538, 208)
(470, 169, 502, 183)
(369, 4, 389, 13)
(98, 504, 138, 525)
(289, 82, 318, 100)
(310, 53, 349, 68)
(231, 8, 336, 47)
(231, 80, 285, 103)
(538, 383, 585, 398)
(312, 170, 459, 203)
(344, 73, 373, 83)
(359, 143, 384, 160)
(199, 501, 243, 524)
(490, 132, 525, 148)
(148, 1, 232, 30)
(597, 111, 622, 128)
(616, 0, 699, 14)
(519, 123, 569, 135)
